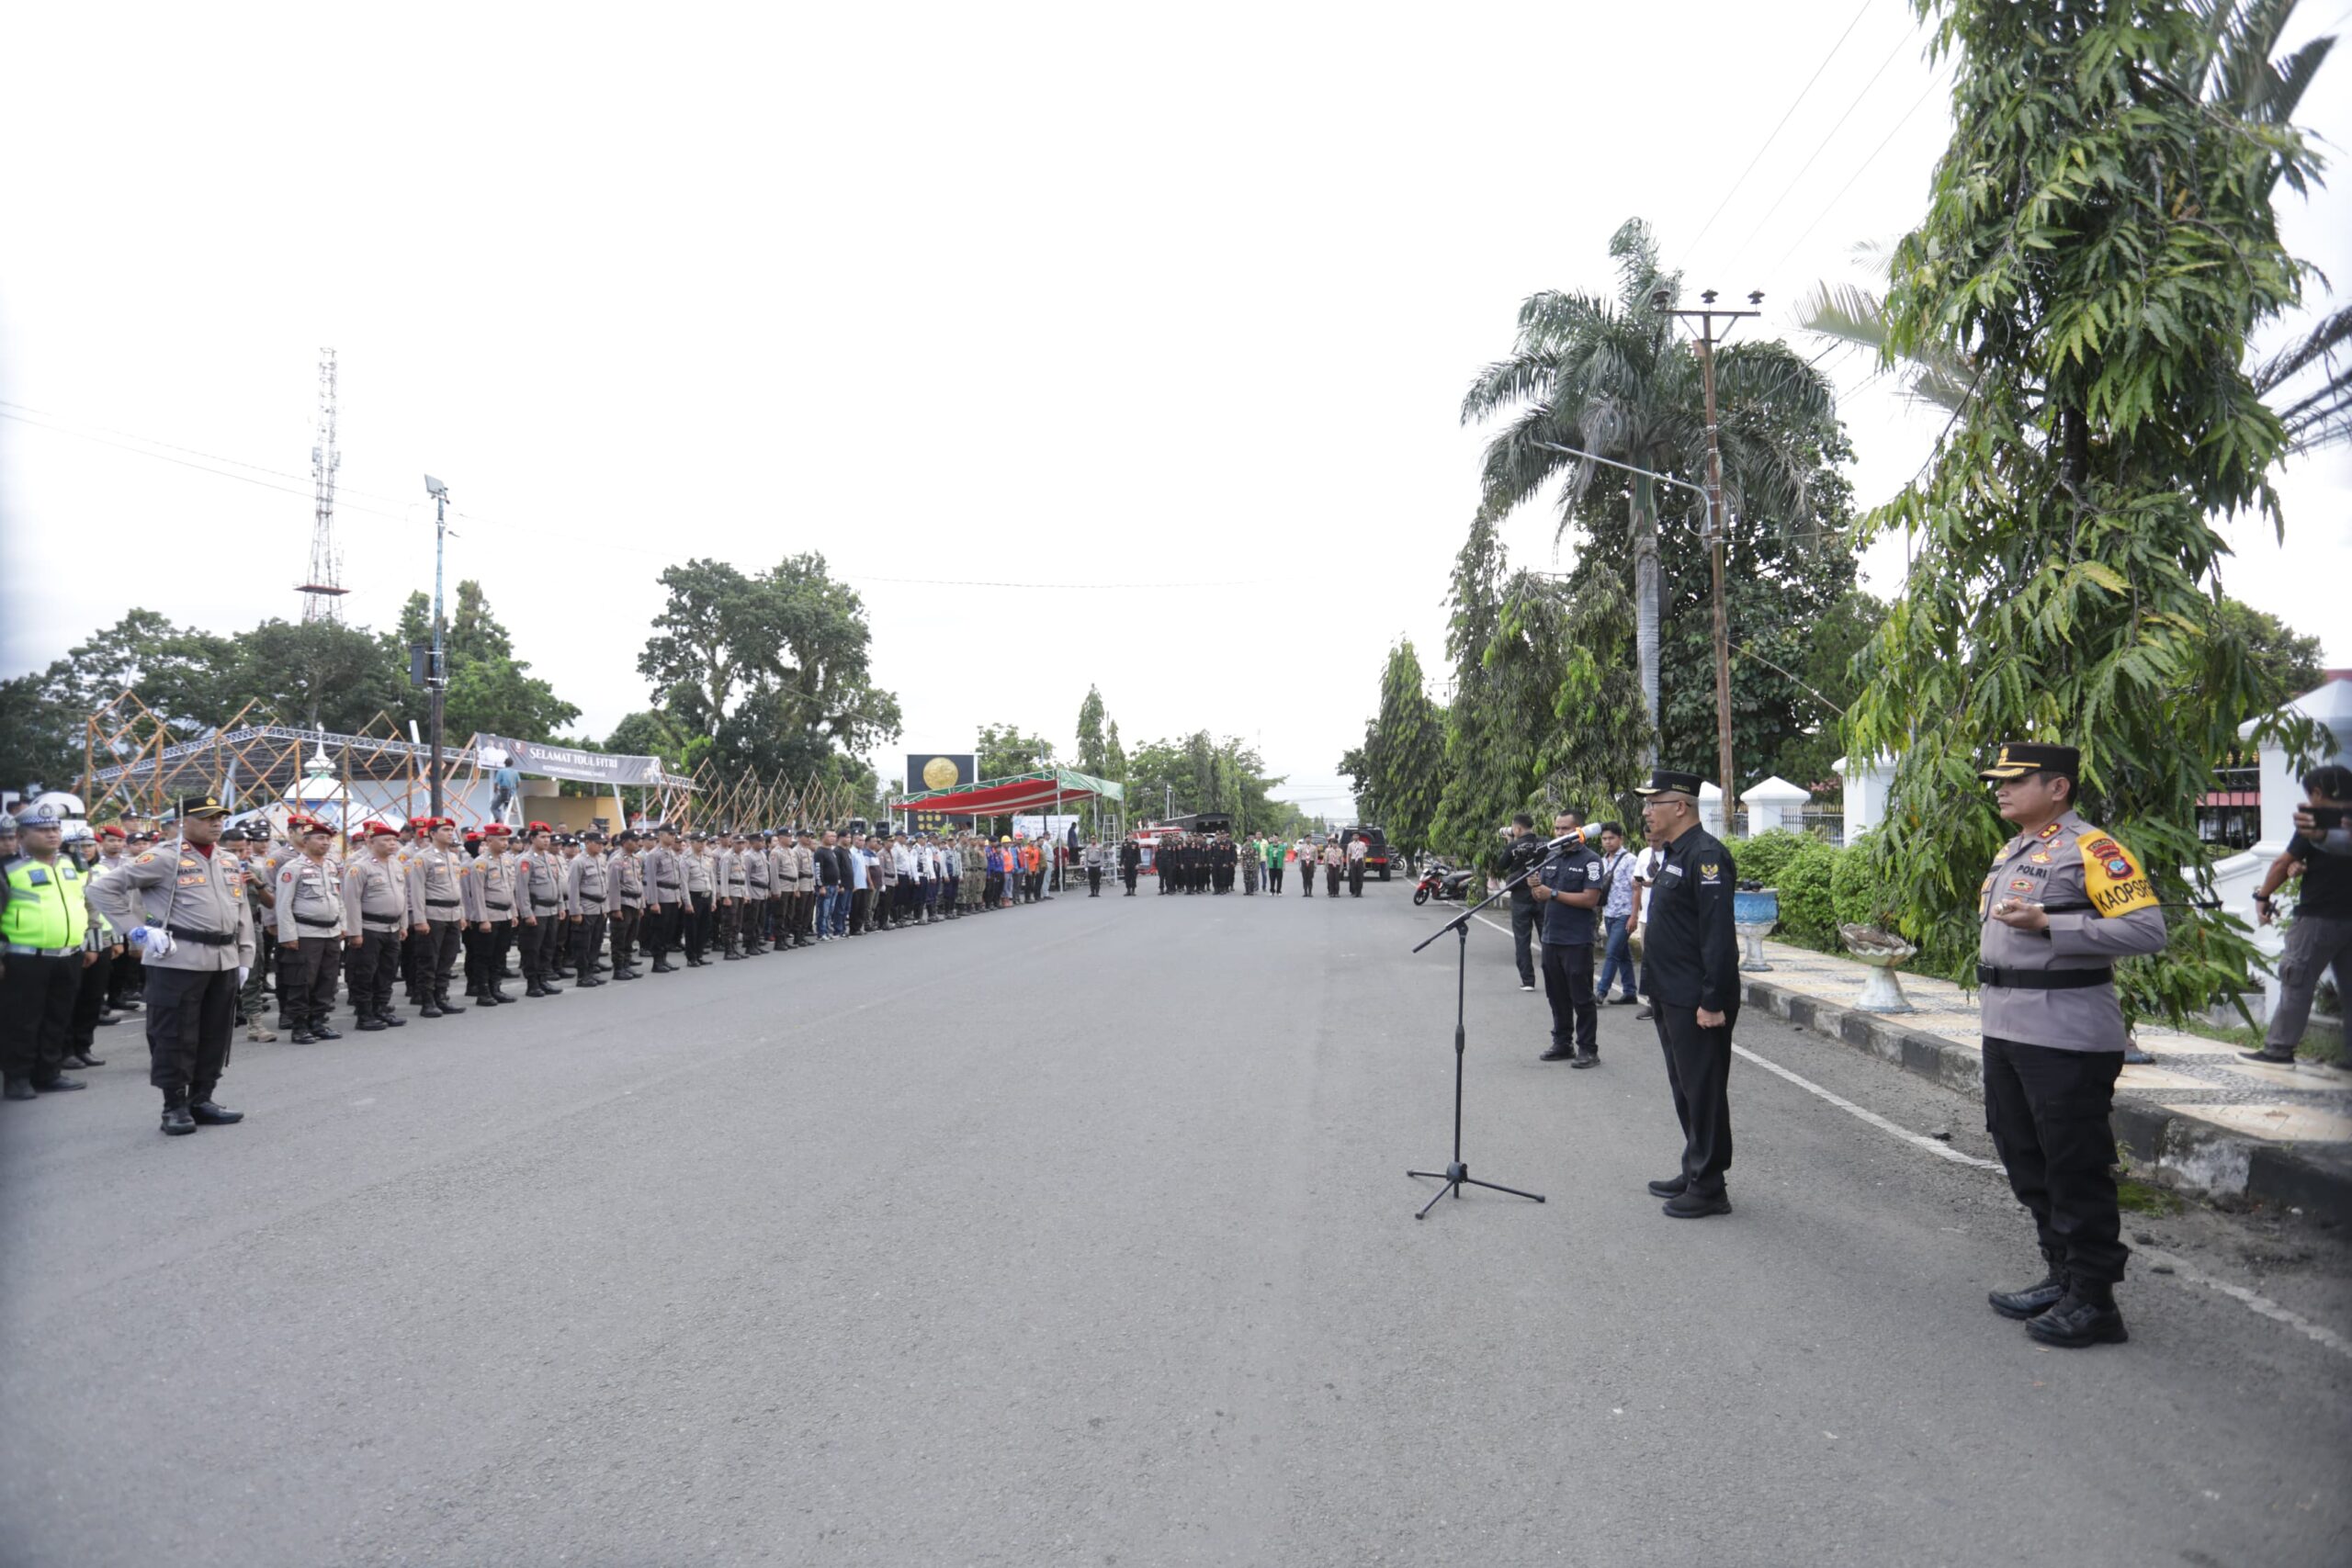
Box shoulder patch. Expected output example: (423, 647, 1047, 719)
(2081, 838, 2157, 918)
(135, 852, 156, 864)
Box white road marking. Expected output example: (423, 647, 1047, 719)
(1460, 917, 2352, 1359)
(1732, 1043, 2003, 1171)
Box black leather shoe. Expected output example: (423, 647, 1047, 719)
(311, 1026, 343, 1042)
(418, 1004, 444, 1019)
(651, 963, 676, 974)
(119, 999, 143, 1012)
(68, 1052, 105, 1068)
(5, 1077, 37, 1101)
(358, 1018, 388, 1032)
(489, 989, 514, 1003)
(1662, 1188, 1732, 1219)
(524, 984, 548, 998)
(2025, 1289, 2129, 1348)
(577, 976, 605, 987)
(378, 1011, 407, 1028)
(1538, 1046, 1575, 1062)
(33, 1076, 87, 1092)
(1570, 1051, 1600, 1068)
(291, 1031, 319, 1043)
(161, 1101, 196, 1135)
(614, 969, 639, 981)
(1645, 1175, 1687, 1197)
(189, 1100, 243, 1125)
(97, 1010, 122, 1026)
(1989, 1265, 2066, 1321)
(438, 998, 467, 1013)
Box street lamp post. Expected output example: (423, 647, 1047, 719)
(424, 474, 450, 818)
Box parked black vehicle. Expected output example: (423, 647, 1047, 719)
(1340, 824, 1394, 881)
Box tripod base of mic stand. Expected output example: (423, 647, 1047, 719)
(1408, 1160, 1545, 1220)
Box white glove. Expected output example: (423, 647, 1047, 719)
(130, 926, 177, 960)
(238, 965, 250, 986)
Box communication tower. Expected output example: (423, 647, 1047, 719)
(297, 348, 348, 620)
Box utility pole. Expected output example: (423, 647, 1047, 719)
(1655, 288, 1761, 813)
(424, 475, 450, 817)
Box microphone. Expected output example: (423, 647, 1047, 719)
(1543, 828, 1589, 852)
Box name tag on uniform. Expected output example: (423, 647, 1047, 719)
(25, 866, 50, 886)
(1662, 864, 1684, 878)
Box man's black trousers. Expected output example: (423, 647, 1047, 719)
(688, 893, 714, 960)
(1982, 1035, 2129, 1284)
(348, 929, 401, 1017)
(574, 912, 606, 973)
(0, 951, 78, 1084)
(1651, 1000, 1736, 1196)
(69, 948, 111, 1053)
(278, 935, 343, 1031)
(145, 965, 235, 1100)
(1510, 897, 1539, 987)
(1540, 940, 1597, 1055)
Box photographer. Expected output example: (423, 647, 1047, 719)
(2244, 762, 2352, 1066)
(1501, 813, 1544, 993)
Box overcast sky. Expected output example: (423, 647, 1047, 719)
(5, 2, 2346, 818)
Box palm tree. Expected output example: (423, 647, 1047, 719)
(1462, 218, 1838, 743)
(1801, 0, 2345, 451)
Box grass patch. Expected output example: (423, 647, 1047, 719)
(2117, 1174, 2184, 1215)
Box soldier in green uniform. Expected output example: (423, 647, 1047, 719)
(1975, 741, 2167, 1348)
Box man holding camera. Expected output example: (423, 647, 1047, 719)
(1529, 810, 1604, 1066)
(1501, 813, 1544, 993)
(2245, 762, 2351, 1066)
(1634, 769, 1739, 1219)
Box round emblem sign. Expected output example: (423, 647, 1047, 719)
(922, 756, 961, 790)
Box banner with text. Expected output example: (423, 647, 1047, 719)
(472, 734, 671, 788)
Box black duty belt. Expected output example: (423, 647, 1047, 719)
(425, 898, 460, 908)
(659, 881, 680, 890)
(166, 924, 232, 947)
(578, 895, 605, 905)
(487, 901, 512, 910)
(1978, 964, 2114, 990)
(296, 918, 340, 931)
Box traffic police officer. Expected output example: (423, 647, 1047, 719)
(84, 794, 255, 1134)
(1975, 740, 2166, 1348)
(1633, 768, 1739, 1218)
(1, 806, 99, 1100)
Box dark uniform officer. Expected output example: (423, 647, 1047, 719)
(1634, 769, 1739, 1217)
(1975, 741, 2166, 1348)
(1530, 820, 1605, 1066)
(84, 794, 255, 1134)
(1119, 837, 1142, 896)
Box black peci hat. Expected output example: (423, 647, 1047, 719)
(1632, 768, 1708, 797)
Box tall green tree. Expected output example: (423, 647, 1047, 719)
(230, 619, 410, 733)
(638, 553, 902, 777)
(1074, 686, 1113, 775)
(1846, 0, 2328, 1019)
(1462, 218, 1839, 745)
(977, 723, 1056, 780)
(1368, 639, 1445, 858)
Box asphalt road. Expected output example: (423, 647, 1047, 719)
(3, 878, 2346, 1568)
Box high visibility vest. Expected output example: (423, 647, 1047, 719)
(2, 856, 91, 949)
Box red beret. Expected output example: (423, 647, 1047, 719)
(484, 824, 514, 838)
(360, 821, 398, 839)
(96, 824, 127, 840)
(526, 821, 553, 833)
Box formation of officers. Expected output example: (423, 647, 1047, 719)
(0, 799, 1051, 1134)
(1112, 832, 1365, 897)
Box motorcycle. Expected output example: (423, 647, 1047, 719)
(1413, 863, 1476, 906)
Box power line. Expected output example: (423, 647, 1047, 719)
(1761, 73, 1950, 283)
(1683, 0, 1878, 255)
(0, 407, 419, 525)
(1732, 24, 1920, 272)
(0, 397, 426, 513)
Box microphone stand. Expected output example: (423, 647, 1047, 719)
(1407, 841, 1567, 1220)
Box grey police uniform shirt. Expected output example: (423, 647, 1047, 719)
(472, 852, 518, 923)
(406, 845, 469, 925)
(744, 849, 769, 897)
(567, 852, 611, 916)
(767, 844, 791, 896)
(719, 848, 748, 899)
(85, 838, 257, 973)
(519, 849, 566, 918)
(276, 853, 348, 941)
(344, 854, 413, 933)
(646, 846, 684, 906)
(1977, 807, 2168, 1052)
(794, 843, 816, 893)
(613, 850, 646, 911)
(684, 850, 715, 897)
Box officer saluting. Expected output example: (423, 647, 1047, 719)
(1975, 741, 2166, 1348)
(84, 794, 256, 1134)
(1632, 768, 1739, 1218)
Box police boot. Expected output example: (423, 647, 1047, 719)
(437, 988, 468, 1013)
(2025, 1277, 2128, 1348)
(376, 1005, 407, 1029)
(4, 1077, 34, 1101)
(489, 979, 516, 1002)
(1988, 1248, 2068, 1320)
(189, 1098, 243, 1125)
(160, 1089, 196, 1135)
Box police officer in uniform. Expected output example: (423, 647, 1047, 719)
(516, 824, 568, 995)
(609, 830, 646, 978)
(469, 824, 519, 1005)
(646, 827, 684, 972)
(1119, 836, 1142, 896)
(275, 818, 348, 1042)
(405, 818, 469, 1017)
(683, 832, 716, 964)
(1633, 769, 1739, 1218)
(568, 831, 613, 985)
(741, 829, 770, 954)
(1, 806, 100, 1100)
(1974, 741, 2166, 1348)
(343, 822, 413, 1031)
(85, 794, 255, 1134)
